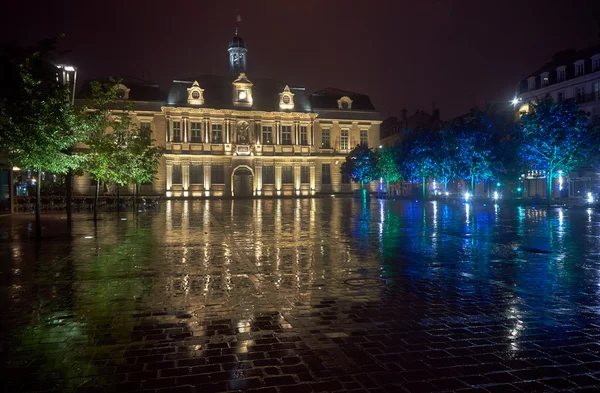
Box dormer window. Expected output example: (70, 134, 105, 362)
(113, 83, 130, 99)
(557, 66, 566, 82)
(574, 60, 585, 76)
(187, 80, 205, 105)
(337, 96, 353, 110)
(232, 73, 253, 108)
(592, 54, 600, 72)
(540, 72, 549, 87)
(527, 77, 536, 91)
(279, 85, 295, 110)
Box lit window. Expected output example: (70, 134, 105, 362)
(301, 166, 310, 184)
(172, 164, 182, 185)
(190, 164, 203, 184)
(341, 129, 349, 150)
(300, 126, 308, 145)
(360, 130, 368, 145)
(211, 165, 225, 184)
(262, 166, 274, 184)
(321, 164, 331, 185)
(262, 126, 273, 144)
(191, 122, 202, 142)
(172, 121, 181, 142)
(211, 124, 223, 143)
(282, 166, 293, 184)
(281, 126, 292, 145)
(321, 129, 330, 148)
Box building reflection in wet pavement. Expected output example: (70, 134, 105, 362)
(2, 198, 600, 392)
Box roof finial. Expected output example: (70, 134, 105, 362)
(235, 11, 241, 36)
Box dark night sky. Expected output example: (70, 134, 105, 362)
(2, 0, 600, 119)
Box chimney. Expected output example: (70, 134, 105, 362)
(401, 108, 407, 121)
(433, 108, 440, 121)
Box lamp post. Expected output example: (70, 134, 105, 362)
(58, 65, 77, 226)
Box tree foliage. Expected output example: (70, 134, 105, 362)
(374, 145, 401, 194)
(519, 97, 598, 204)
(0, 39, 83, 174)
(340, 144, 375, 188)
(397, 128, 438, 196)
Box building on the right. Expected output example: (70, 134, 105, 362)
(515, 45, 600, 117)
(515, 44, 600, 199)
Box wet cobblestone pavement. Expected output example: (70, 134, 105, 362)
(2, 199, 600, 392)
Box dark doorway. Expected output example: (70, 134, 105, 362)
(233, 167, 253, 197)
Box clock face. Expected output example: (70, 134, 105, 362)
(283, 95, 290, 104)
(238, 90, 247, 100)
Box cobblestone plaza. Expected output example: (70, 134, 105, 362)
(2, 199, 600, 392)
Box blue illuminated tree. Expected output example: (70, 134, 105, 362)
(453, 109, 496, 194)
(519, 97, 598, 206)
(340, 144, 375, 190)
(434, 127, 460, 192)
(397, 128, 437, 198)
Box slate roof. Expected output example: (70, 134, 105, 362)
(518, 44, 600, 94)
(166, 75, 312, 112)
(310, 88, 376, 111)
(77, 76, 167, 102)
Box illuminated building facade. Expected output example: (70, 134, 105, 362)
(515, 45, 600, 117)
(515, 44, 600, 198)
(73, 28, 381, 198)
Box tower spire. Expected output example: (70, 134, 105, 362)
(235, 11, 241, 36)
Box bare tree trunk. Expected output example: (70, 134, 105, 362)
(94, 179, 99, 221)
(133, 183, 137, 213)
(422, 177, 426, 199)
(547, 170, 553, 207)
(35, 168, 42, 238)
(66, 171, 72, 229)
(116, 184, 120, 214)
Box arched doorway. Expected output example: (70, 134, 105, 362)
(232, 166, 254, 197)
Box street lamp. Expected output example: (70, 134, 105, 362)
(57, 64, 77, 226)
(511, 96, 522, 107)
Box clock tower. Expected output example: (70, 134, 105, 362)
(228, 14, 247, 75)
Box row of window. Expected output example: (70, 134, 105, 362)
(168, 121, 369, 148)
(170, 164, 315, 185)
(528, 56, 600, 91)
(554, 81, 600, 103)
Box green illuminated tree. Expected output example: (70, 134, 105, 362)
(341, 144, 375, 190)
(118, 125, 164, 210)
(519, 97, 598, 206)
(374, 145, 401, 196)
(0, 39, 84, 236)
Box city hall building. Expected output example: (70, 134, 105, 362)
(73, 29, 381, 198)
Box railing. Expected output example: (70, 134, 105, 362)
(13, 196, 161, 213)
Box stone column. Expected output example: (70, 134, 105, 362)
(256, 120, 262, 144)
(276, 121, 280, 145)
(294, 164, 301, 195)
(182, 160, 190, 197)
(204, 118, 209, 142)
(203, 163, 211, 197)
(309, 163, 316, 195)
(255, 162, 263, 196)
(166, 116, 171, 142)
(275, 163, 282, 196)
(166, 160, 173, 196)
(183, 117, 188, 143)
(226, 119, 231, 144)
